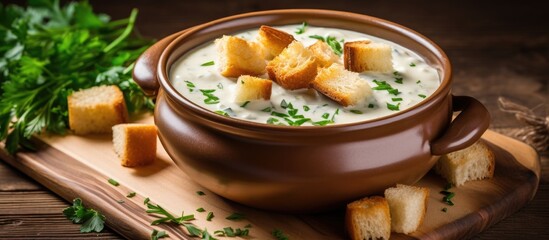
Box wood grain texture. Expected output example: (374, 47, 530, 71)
(0, 122, 541, 239)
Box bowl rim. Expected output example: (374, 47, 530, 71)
(157, 9, 452, 133)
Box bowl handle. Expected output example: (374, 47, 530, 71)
(431, 95, 491, 155)
(133, 31, 186, 96)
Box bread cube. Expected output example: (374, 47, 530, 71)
(434, 141, 495, 186)
(215, 35, 266, 78)
(234, 75, 272, 103)
(112, 124, 157, 167)
(308, 40, 340, 68)
(384, 184, 430, 234)
(346, 196, 391, 240)
(257, 25, 295, 60)
(310, 64, 372, 106)
(68, 85, 128, 135)
(266, 41, 318, 90)
(344, 40, 393, 73)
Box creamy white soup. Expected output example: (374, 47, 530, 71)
(170, 24, 440, 126)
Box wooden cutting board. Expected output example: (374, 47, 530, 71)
(0, 115, 540, 240)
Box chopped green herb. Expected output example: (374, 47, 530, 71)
(271, 111, 289, 118)
(108, 178, 119, 186)
(309, 35, 325, 41)
(240, 101, 251, 108)
(272, 229, 289, 240)
(331, 108, 340, 122)
(391, 97, 403, 102)
(313, 120, 333, 126)
(368, 104, 375, 108)
(200, 89, 219, 104)
(262, 107, 272, 112)
(280, 99, 289, 109)
(303, 105, 310, 111)
(196, 207, 206, 213)
(226, 212, 245, 221)
(295, 22, 308, 34)
(322, 113, 330, 119)
(184, 224, 203, 237)
(144, 199, 195, 225)
(217, 83, 223, 89)
(185, 80, 196, 89)
(200, 61, 215, 66)
(350, 110, 363, 114)
(393, 71, 401, 76)
(418, 94, 427, 98)
(416, 80, 421, 84)
(326, 36, 343, 56)
(206, 212, 214, 221)
(285, 118, 311, 126)
(144, 197, 150, 204)
(214, 110, 229, 116)
(117, 200, 125, 204)
(267, 118, 279, 124)
(395, 77, 403, 84)
(63, 198, 105, 233)
(442, 207, 448, 212)
(214, 230, 225, 236)
(126, 192, 136, 198)
(387, 102, 401, 111)
(410, 62, 416, 67)
(201, 229, 217, 240)
(288, 108, 299, 117)
(440, 185, 456, 206)
(197, 191, 206, 196)
(151, 229, 169, 240)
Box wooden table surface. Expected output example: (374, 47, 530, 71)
(1, 0, 548, 239)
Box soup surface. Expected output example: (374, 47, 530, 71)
(170, 24, 440, 126)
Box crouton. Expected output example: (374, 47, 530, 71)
(385, 184, 430, 234)
(68, 85, 128, 135)
(112, 124, 157, 167)
(234, 75, 272, 103)
(215, 35, 266, 78)
(266, 41, 318, 90)
(308, 40, 340, 68)
(310, 64, 372, 106)
(344, 40, 393, 73)
(257, 25, 295, 60)
(434, 141, 495, 186)
(346, 196, 391, 240)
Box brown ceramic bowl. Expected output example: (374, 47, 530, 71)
(133, 9, 490, 212)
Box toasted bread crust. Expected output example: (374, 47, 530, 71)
(266, 41, 318, 90)
(346, 196, 391, 240)
(308, 40, 340, 68)
(344, 40, 393, 73)
(234, 75, 272, 102)
(310, 64, 372, 106)
(215, 35, 266, 78)
(112, 124, 157, 167)
(385, 184, 430, 234)
(258, 25, 295, 60)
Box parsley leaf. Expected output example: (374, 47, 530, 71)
(295, 22, 308, 34)
(151, 229, 169, 240)
(63, 198, 105, 233)
(272, 229, 289, 240)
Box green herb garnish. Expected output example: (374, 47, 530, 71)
(284, 117, 311, 126)
(395, 77, 403, 84)
(214, 227, 249, 237)
(200, 60, 215, 66)
(196, 191, 206, 196)
(63, 198, 105, 233)
(418, 94, 427, 98)
(226, 212, 245, 221)
(387, 102, 401, 111)
(295, 22, 308, 34)
(272, 229, 289, 240)
(144, 197, 150, 204)
(0, 1, 154, 154)
(206, 212, 214, 221)
(151, 229, 168, 240)
(326, 36, 343, 56)
(442, 207, 448, 212)
(267, 117, 279, 124)
(145, 199, 195, 225)
(440, 184, 456, 206)
(309, 35, 325, 41)
(416, 80, 421, 84)
(410, 62, 416, 67)
(217, 82, 223, 89)
(303, 105, 310, 111)
(313, 120, 333, 126)
(391, 97, 403, 102)
(214, 110, 229, 116)
(108, 178, 119, 186)
(271, 111, 289, 118)
(240, 101, 250, 108)
(117, 200, 125, 204)
(322, 113, 330, 119)
(368, 104, 375, 108)
(196, 207, 205, 212)
(280, 99, 289, 109)
(185, 80, 196, 89)
(200, 89, 219, 104)
(262, 107, 272, 112)
(126, 192, 136, 198)
(350, 110, 363, 114)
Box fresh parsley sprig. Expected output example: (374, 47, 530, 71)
(0, 0, 154, 154)
(62, 198, 106, 233)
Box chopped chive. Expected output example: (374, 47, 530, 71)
(395, 77, 403, 84)
(240, 101, 251, 108)
(295, 22, 308, 34)
(330, 108, 340, 122)
(393, 71, 401, 76)
(326, 36, 343, 56)
(108, 178, 119, 186)
(200, 60, 214, 66)
(280, 99, 289, 109)
(267, 117, 279, 124)
(144, 197, 150, 204)
(322, 113, 330, 119)
(418, 94, 427, 98)
(184, 80, 195, 88)
(271, 111, 289, 118)
(303, 105, 310, 111)
(126, 192, 136, 198)
(309, 35, 325, 41)
(196, 207, 205, 212)
(392, 97, 403, 102)
(410, 62, 416, 67)
(196, 191, 205, 196)
(226, 212, 245, 221)
(313, 120, 333, 126)
(206, 212, 214, 221)
(368, 103, 375, 108)
(261, 107, 272, 112)
(214, 230, 225, 236)
(214, 110, 228, 116)
(350, 110, 363, 114)
(387, 102, 401, 111)
(416, 80, 421, 84)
